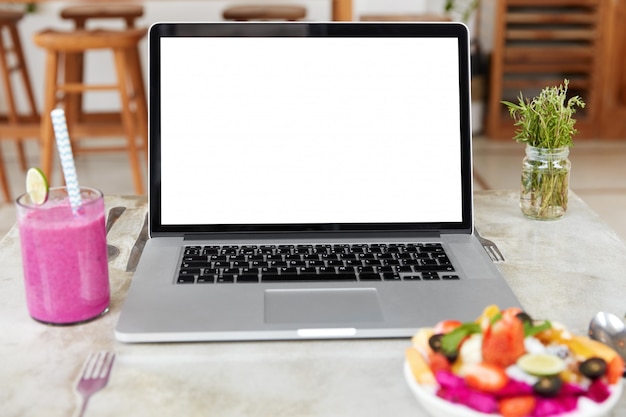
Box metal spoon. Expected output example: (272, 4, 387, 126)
(588, 311, 626, 376)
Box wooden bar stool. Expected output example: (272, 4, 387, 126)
(33, 28, 148, 194)
(222, 5, 307, 21)
(60, 4, 144, 29)
(0, 9, 40, 201)
(59, 4, 147, 156)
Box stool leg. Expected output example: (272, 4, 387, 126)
(0, 26, 23, 177)
(9, 22, 39, 171)
(40, 50, 59, 184)
(0, 146, 11, 202)
(66, 19, 86, 128)
(113, 48, 144, 194)
(126, 46, 148, 162)
(0, 28, 15, 200)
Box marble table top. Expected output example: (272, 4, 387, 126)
(1, 190, 625, 417)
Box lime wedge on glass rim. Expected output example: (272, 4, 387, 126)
(26, 167, 49, 205)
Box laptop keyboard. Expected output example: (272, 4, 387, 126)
(176, 243, 459, 284)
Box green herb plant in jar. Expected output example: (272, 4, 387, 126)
(503, 80, 585, 220)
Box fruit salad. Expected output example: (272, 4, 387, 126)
(405, 306, 624, 417)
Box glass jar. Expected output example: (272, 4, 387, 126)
(520, 145, 571, 220)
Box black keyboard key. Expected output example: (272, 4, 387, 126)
(202, 267, 219, 276)
(359, 273, 381, 281)
(442, 275, 460, 280)
(237, 275, 259, 283)
(241, 246, 257, 254)
(263, 273, 357, 282)
(414, 264, 454, 272)
(258, 246, 275, 254)
(179, 268, 201, 275)
(197, 276, 214, 284)
(182, 255, 207, 262)
(422, 244, 444, 253)
(422, 272, 440, 280)
(184, 247, 201, 255)
(216, 276, 235, 283)
(177, 275, 196, 284)
(269, 260, 287, 268)
(181, 260, 208, 268)
(277, 245, 294, 254)
(404, 275, 421, 281)
(382, 273, 401, 281)
(363, 259, 382, 267)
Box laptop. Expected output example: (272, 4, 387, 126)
(115, 22, 521, 343)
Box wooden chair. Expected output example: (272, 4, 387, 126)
(33, 28, 148, 194)
(486, 0, 605, 140)
(222, 5, 306, 21)
(0, 9, 40, 201)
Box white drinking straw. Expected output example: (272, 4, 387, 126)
(51, 108, 82, 214)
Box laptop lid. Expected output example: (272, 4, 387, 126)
(148, 22, 473, 238)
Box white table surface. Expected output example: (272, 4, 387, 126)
(1, 190, 625, 417)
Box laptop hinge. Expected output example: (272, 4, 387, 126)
(182, 231, 441, 241)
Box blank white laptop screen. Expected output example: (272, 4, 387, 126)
(159, 37, 463, 226)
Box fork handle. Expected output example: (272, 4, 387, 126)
(77, 397, 90, 417)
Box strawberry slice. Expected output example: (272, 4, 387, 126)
(498, 395, 536, 417)
(482, 309, 526, 368)
(464, 362, 509, 393)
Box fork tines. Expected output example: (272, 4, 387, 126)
(82, 351, 115, 380)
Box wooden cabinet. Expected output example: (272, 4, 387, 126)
(486, 0, 626, 140)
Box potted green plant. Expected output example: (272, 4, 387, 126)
(502, 79, 585, 220)
(443, 0, 480, 22)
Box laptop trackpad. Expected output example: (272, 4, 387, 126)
(264, 288, 383, 324)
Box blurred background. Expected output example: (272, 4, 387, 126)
(1, 0, 625, 239)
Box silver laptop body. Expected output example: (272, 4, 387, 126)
(115, 22, 520, 343)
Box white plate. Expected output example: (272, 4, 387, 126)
(404, 361, 623, 417)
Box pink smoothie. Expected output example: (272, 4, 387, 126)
(17, 188, 110, 324)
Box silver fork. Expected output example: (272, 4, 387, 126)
(76, 352, 115, 417)
(474, 229, 505, 262)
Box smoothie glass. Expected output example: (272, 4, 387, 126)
(16, 186, 110, 325)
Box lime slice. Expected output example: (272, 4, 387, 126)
(517, 353, 566, 376)
(26, 167, 49, 205)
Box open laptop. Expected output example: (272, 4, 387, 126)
(115, 22, 521, 343)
